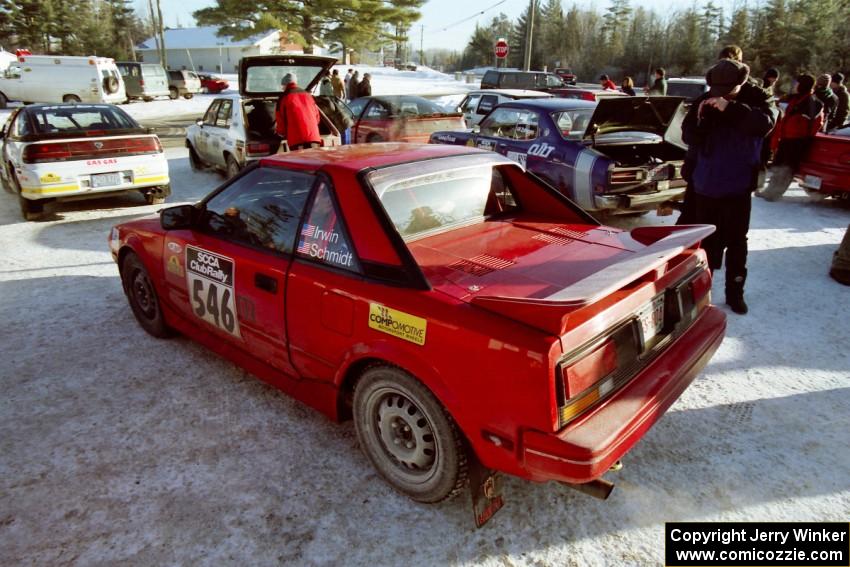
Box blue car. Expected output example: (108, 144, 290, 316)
(430, 97, 688, 215)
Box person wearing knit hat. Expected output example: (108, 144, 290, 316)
(681, 58, 778, 315)
(275, 72, 321, 151)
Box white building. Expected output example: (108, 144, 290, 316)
(136, 27, 312, 73)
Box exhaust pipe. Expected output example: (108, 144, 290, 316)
(560, 478, 615, 500)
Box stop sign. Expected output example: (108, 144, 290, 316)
(494, 39, 509, 59)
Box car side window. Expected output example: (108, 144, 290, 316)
(295, 180, 360, 273)
(545, 74, 563, 87)
(347, 98, 367, 117)
(14, 112, 33, 137)
(200, 167, 315, 254)
(460, 94, 480, 112)
(478, 95, 499, 115)
(203, 100, 222, 126)
(215, 100, 232, 128)
(479, 107, 538, 140)
(365, 101, 390, 119)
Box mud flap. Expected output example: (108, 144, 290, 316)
(468, 454, 504, 528)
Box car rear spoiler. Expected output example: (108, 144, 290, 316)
(470, 225, 714, 335)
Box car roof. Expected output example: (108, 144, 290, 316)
(468, 89, 553, 98)
(498, 98, 597, 111)
(259, 143, 489, 172)
(668, 77, 707, 83)
(22, 103, 120, 111)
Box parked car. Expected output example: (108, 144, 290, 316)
(666, 77, 709, 103)
(480, 70, 578, 97)
(796, 125, 850, 200)
(554, 67, 577, 85)
(557, 83, 629, 102)
(430, 97, 688, 216)
(116, 62, 170, 101)
(346, 95, 465, 143)
(167, 70, 202, 100)
(1, 103, 169, 219)
(198, 73, 230, 94)
(0, 55, 125, 107)
(185, 55, 342, 178)
(110, 143, 725, 523)
(458, 89, 553, 126)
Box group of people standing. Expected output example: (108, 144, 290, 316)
(599, 68, 668, 96)
(319, 69, 372, 101)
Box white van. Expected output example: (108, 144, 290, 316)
(0, 55, 126, 108)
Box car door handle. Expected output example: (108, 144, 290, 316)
(254, 272, 278, 294)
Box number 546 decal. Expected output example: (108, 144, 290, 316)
(186, 246, 241, 338)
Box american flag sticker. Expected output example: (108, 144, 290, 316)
(297, 240, 310, 254)
(301, 224, 316, 237)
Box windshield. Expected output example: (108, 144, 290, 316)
(367, 154, 520, 240)
(245, 65, 325, 93)
(26, 105, 139, 133)
(552, 109, 593, 140)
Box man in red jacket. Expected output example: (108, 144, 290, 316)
(275, 73, 321, 151)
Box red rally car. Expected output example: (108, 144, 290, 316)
(110, 144, 725, 520)
(796, 125, 850, 200)
(198, 73, 230, 94)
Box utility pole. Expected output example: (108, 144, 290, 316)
(155, 0, 167, 69)
(147, 0, 160, 64)
(419, 24, 424, 65)
(523, 0, 536, 71)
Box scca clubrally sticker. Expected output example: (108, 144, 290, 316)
(186, 246, 241, 338)
(368, 303, 427, 346)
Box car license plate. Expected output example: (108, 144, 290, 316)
(638, 295, 665, 347)
(803, 175, 822, 190)
(91, 172, 122, 188)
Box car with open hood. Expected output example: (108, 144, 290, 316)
(430, 96, 688, 216)
(185, 55, 342, 178)
(109, 143, 725, 526)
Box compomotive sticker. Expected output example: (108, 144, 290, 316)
(368, 303, 427, 346)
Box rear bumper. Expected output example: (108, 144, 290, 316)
(519, 305, 726, 483)
(594, 185, 686, 211)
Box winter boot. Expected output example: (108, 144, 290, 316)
(725, 271, 748, 315)
(830, 224, 850, 286)
(758, 165, 793, 201)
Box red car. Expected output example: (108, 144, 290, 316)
(198, 73, 229, 94)
(110, 144, 725, 522)
(554, 67, 577, 85)
(346, 95, 465, 143)
(796, 126, 850, 200)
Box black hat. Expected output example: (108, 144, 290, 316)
(833, 72, 845, 84)
(599, 74, 609, 80)
(706, 59, 750, 97)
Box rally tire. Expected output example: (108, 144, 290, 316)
(19, 196, 44, 221)
(353, 365, 468, 503)
(103, 76, 119, 94)
(0, 92, 7, 109)
(143, 97, 154, 102)
(144, 192, 166, 205)
(169, 87, 179, 100)
(225, 155, 240, 179)
(183, 93, 193, 100)
(121, 253, 173, 338)
(63, 94, 81, 104)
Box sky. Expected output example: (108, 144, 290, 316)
(147, 0, 738, 52)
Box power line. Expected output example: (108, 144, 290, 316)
(435, 0, 509, 32)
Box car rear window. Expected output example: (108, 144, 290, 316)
(26, 105, 139, 133)
(367, 154, 521, 240)
(144, 65, 165, 76)
(245, 65, 324, 92)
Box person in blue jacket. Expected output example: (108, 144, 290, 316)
(682, 59, 778, 315)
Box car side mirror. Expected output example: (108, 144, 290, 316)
(472, 125, 480, 134)
(160, 204, 197, 230)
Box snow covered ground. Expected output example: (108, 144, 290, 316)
(0, 65, 848, 564)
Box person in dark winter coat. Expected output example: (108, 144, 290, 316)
(759, 74, 824, 201)
(357, 73, 372, 98)
(681, 59, 778, 315)
(348, 71, 360, 101)
(647, 68, 667, 95)
(762, 68, 780, 96)
(621, 76, 636, 96)
(814, 74, 838, 132)
(829, 72, 849, 129)
(315, 95, 355, 145)
(275, 73, 321, 151)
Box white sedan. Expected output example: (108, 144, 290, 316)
(0, 103, 170, 220)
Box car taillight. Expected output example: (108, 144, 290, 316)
(610, 169, 643, 184)
(246, 142, 271, 156)
(689, 267, 712, 314)
(23, 143, 72, 163)
(581, 92, 596, 102)
(561, 339, 617, 399)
